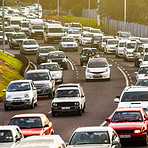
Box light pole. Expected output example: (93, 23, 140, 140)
(88, 0, 90, 26)
(37, 0, 39, 18)
(57, 0, 59, 19)
(2, 0, 5, 53)
(124, 0, 126, 30)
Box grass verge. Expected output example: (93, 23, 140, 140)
(0, 51, 23, 98)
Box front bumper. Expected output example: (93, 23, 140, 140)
(61, 46, 78, 51)
(52, 106, 80, 113)
(23, 48, 38, 54)
(86, 72, 110, 80)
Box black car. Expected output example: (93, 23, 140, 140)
(46, 51, 68, 70)
(36, 46, 56, 64)
(9, 32, 27, 49)
(91, 35, 101, 49)
(80, 48, 100, 66)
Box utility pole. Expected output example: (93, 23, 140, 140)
(88, 0, 90, 27)
(2, 0, 5, 53)
(124, 0, 126, 30)
(57, 0, 59, 19)
(38, 0, 39, 18)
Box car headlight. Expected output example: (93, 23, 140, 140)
(62, 58, 67, 62)
(107, 46, 110, 49)
(74, 43, 78, 46)
(24, 94, 29, 98)
(105, 68, 109, 72)
(52, 103, 57, 106)
(134, 130, 142, 134)
(62, 44, 67, 47)
(6, 95, 11, 99)
(87, 69, 91, 73)
(74, 102, 79, 106)
(56, 73, 60, 77)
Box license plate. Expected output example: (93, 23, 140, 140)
(61, 107, 70, 110)
(93, 74, 102, 78)
(120, 135, 131, 138)
(14, 100, 21, 102)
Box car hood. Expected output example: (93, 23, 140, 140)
(67, 144, 111, 148)
(39, 53, 49, 57)
(21, 28, 29, 31)
(82, 37, 92, 40)
(0, 142, 16, 148)
(126, 49, 134, 52)
(6, 91, 31, 98)
(109, 122, 144, 130)
(21, 128, 44, 137)
(53, 97, 81, 102)
(107, 45, 116, 48)
(87, 67, 107, 72)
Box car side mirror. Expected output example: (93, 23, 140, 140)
(33, 87, 37, 90)
(112, 140, 119, 145)
(3, 89, 6, 92)
(145, 116, 148, 120)
(105, 118, 110, 122)
(114, 96, 120, 103)
(109, 64, 112, 67)
(15, 136, 21, 142)
(135, 72, 138, 74)
(44, 124, 49, 127)
(139, 59, 142, 62)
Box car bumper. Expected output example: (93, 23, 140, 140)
(61, 47, 78, 51)
(52, 106, 80, 113)
(23, 49, 38, 54)
(107, 49, 116, 53)
(86, 72, 110, 80)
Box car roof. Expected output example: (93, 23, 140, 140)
(88, 58, 107, 62)
(115, 108, 143, 112)
(139, 64, 148, 68)
(102, 36, 114, 39)
(25, 69, 49, 74)
(0, 125, 20, 130)
(83, 48, 97, 50)
(48, 51, 65, 54)
(39, 46, 55, 49)
(107, 39, 119, 41)
(40, 62, 59, 66)
(11, 113, 45, 118)
(9, 79, 32, 83)
(74, 126, 112, 132)
(22, 39, 37, 42)
(123, 86, 148, 92)
(142, 43, 148, 48)
(57, 87, 79, 91)
(58, 83, 80, 88)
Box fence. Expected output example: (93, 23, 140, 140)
(104, 17, 148, 37)
(82, 9, 97, 18)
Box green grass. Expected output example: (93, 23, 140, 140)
(44, 15, 100, 29)
(0, 51, 23, 98)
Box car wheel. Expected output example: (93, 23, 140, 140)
(34, 101, 38, 106)
(48, 92, 54, 99)
(78, 109, 82, 116)
(30, 100, 35, 109)
(142, 140, 147, 146)
(4, 106, 9, 111)
(52, 110, 56, 117)
(82, 103, 85, 113)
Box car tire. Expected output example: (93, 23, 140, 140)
(82, 103, 85, 113)
(30, 100, 35, 109)
(142, 140, 147, 146)
(78, 109, 82, 116)
(52, 110, 56, 117)
(4, 106, 9, 111)
(107, 78, 110, 81)
(34, 101, 38, 106)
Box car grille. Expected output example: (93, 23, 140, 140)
(116, 130, 134, 134)
(13, 97, 22, 99)
(11, 102, 24, 105)
(57, 102, 75, 107)
(91, 72, 104, 74)
(25, 47, 37, 49)
(35, 84, 44, 90)
(67, 44, 73, 46)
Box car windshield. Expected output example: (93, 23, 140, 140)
(13, 34, 26, 39)
(88, 60, 108, 68)
(32, 25, 43, 29)
(83, 34, 92, 37)
(22, 23, 29, 27)
(7, 82, 30, 92)
(25, 73, 50, 81)
(138, 67, 148, 74)
(48, 52, 65, 59)
(121, 91, 148, 102)
(136, 79, 148, 86)
(108, 40, 118, 44)
(71, 24, 82, 27)
(119, 43, 125, 47)
(0, 130, 13, 143)
(127, 43, 135, 49)
(62, 38, 74, 42)
(49, 28, 63, 33)
(111, 111, 142, 122)
(23, 40, 37, 45)
(11, 21, 20, 25)
(9, 117, 43, 129)
(40, 64, 60, 71)
(39, 47, 56, 53)
(69, 131, 110, 145)
(55, 89, 80, 98)
(5, 28, 14, 32)
(68, 31, 79, 34)
(91, 29, 101, 33)
(143, 55, 148, 61)
(120, 33, 131, 37)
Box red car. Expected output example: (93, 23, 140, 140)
(106, 108, 148, 145)
(8, 113, 54, 137)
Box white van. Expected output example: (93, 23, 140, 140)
(43, 23, 65, 43)
(15, 135, 66, 148)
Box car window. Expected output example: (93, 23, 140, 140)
(25, 73, 50, 81)
(126, 43, 135, 49)
(136, 79, 148, 86)
(138, 67, 148, 74)
(108, 40, 118, 45)
(69, 131, 110, 145)
(40, 64, 60, 71)
(23, 40, 37, 45)
(62, 38, 74, 42)
(39, 47, 56, 53)
(48, 52, 65, 59)
(0, 130, 13, 142)
(13, 34, 26, 39)
(144, 55, 148, 61)
(88, 60, 108, 68)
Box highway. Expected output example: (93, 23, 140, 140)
(0, 39, 145, 147)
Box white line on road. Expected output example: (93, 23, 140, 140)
(48, 111, 51, 114)
(67, 59, 74, 70)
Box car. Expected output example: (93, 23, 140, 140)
(68, 22, 82, 32)
(116, 31, 132, 40)
(59, 36, 78, 51)
(91, 34, 102, 49)
(0, 31, 8, 44)
(67, 126, 121, 148)
(135, 65, 148, 80)
(85, 58, 112, 81)
(8, 113, 54, 137)
(115, 40, 126, 58)
(90, 28, 103, 37)
(24, 69, 55, 99)
(4, 26, 15, 42)
(114, 86, 148, 110)
(123, 40, 136, 61)
(106, 108, 148, 145)
(0, 125, 24, 148)
(19, 20, 30, 37)
(3, 80, 37, 111)
(14, 135, 66, 148)
(46, 51, 68, 70)
(139, 53, 148, 66)
(58, 83, 81, 89)
(51, 83, 86, 116)
(20, 39, 39, 55)
(82, 26, 93, 33)
(67, 29, 81, 43)
(104, 39, 119, 54)
(98, 36, 114, 51)
(80, 32, 92, 46)
(36, 46, 56, 64)
(136, 76, 148, 86)
(9, 32, 27, 49)
(39, 62, 63, 83)
(80, 48, 99, 66)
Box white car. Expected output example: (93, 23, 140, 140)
(116, 31, 132, 40)
(123, 40, 136, 61)
(59, 36, 78, 51)
(20, 39, 39, 55)
(90, 28, 103, 36)
(51, 84, 86, 116)
(39, 62, 63, 83)
(3, 80, 37, 111)
(67, 126, 121, 148)
(0, 125, 24, 148)
(104, 39, 119, 54)
(67, 29, 81, 43)
(115, 40, 126, 58)
(82, 27, 93, 33)
(135, 65, 148, 80)
(85, 58, 112, 81)
(80, 32, 92, 46)
(69, 22, 82, 32)
(136, 76, 148, 86)
(139, 53, 148, 66)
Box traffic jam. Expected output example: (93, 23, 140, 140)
(1, 2, 148, 148)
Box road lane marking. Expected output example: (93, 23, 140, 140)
(48, 111, 51, 114)
(67, 59, 74, 70)
(117, 66, 129, 87)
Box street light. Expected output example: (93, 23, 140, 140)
(88, 0, 90, 27)
(2, 0, 5, 53)
(37, 0, 39, 18)
(124, 0, 126, 30)
(57, 0, 59, 19)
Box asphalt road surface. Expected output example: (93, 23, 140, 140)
(0, 40, 146, 147)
